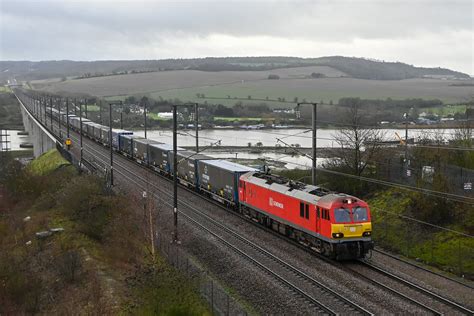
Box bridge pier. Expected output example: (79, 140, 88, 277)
(19, 99, 57, 158)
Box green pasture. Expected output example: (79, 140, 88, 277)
(147, 112, 171, 121)
(148, 78, 469, 107)
(0, 86, 12, 93)
(213, 116, 272, 122)
(84, 104, 100, 112)
(424, 104, 467, 116)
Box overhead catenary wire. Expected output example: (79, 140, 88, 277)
(251, 128, 474, 152)
(19, 91, 474, 239)
(272, 139, 474, 205)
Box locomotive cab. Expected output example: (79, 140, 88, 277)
(330, 198, 372, 239)
(319, 196, 374, 260)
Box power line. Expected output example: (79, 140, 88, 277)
(269, 142, 474, 205)
(251, 128, 474, 152)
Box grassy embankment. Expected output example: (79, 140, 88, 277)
(369, 190, 473, 277)
(0, 149, 210, 314)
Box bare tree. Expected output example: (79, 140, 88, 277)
(330, 102, 385, 176)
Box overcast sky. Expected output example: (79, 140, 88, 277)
(1, 0, 472, 74)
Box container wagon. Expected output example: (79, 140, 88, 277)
(111, 129, 133, 150)
(133, 138, 162, 164)
(149, 143, 185, 174)
(197, 160, 256, 205)
(119, 135, 144, 158)
(168, 150, 214, 187)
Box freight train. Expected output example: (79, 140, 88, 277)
(44, 104, 374, 259)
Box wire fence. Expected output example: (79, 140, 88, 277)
(372, 209, 474, 279)
(375, 157, 474, 197)
(156, 232, 250, 316)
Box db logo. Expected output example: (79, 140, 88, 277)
(269, 197, 284, 209)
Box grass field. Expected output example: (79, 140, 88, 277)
(34, 66, 346, 97)
(0, 86, 12, 93)
(34, 67, 473, 106)
(85, 104, 100, 112)
(147, 112, 171, 120)
(424, 104, 468, 116)
(148, 77, 474, 107)
(214, 116, 272, 122)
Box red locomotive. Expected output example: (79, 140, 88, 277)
(239, 172, 373, 259)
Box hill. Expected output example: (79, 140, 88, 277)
(32, 65, 474, 105)
(1, 56, 469, 83)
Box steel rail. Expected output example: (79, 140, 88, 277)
(25, 99, 470, 315)
(373, 248, 474, 290)
(360, 261, 474, 315)
(67, 131, 371, 315)
(75, 142, 338, 315)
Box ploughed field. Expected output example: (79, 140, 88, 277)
(32, 66, 473, 106)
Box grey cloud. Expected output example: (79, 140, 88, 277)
(0, 0, 472, 73)
(3, 0, 472, 40)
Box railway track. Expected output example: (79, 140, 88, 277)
(372, 248, 474, 290)
(67, 131, 373, 315)
(33, 110, 473, 315)
(350, 260, 474, 315)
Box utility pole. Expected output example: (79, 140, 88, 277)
(297, 102, 318, 185)
(58, 97, 62, 139)
(144, 99, 147, 139)
(85, 99, 88, 119)
(66, 98, 70, 140)
(120, 103, 123, 129)
(80, 99, 83, 164)
(404, 112, 408, 163)
(100, 100, 103, 125)
(50, 96, 53, 130)
(195, 103, 199, 152)
(109, 103, 113, 186)
(107, 101, 121, 186)
(173, 104, 178, 243)
(43, 96, 46, 124)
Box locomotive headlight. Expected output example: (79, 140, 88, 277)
(332, 233, 344, 238)
(363, 231, 372, 237)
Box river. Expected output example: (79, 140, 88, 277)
(4, 127, 463, 169)
(0, 130, 31, 151)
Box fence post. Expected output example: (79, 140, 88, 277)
(176, 245, 179, 268)
(211, 280, 214, 314)
(458, 239, 462, 276)
(405, 224, 409, 258)
(431, 235, 434, 264)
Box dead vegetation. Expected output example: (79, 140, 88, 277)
(0, 150, 209, 314)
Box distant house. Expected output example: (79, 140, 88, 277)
(273, 108, 295, 114)
(440, 117, 454, 122)
(157, 112, 173, 119)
